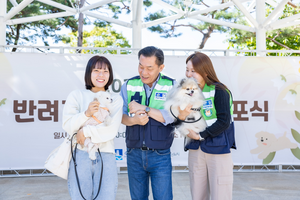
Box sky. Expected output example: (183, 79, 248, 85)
(101, 0, 229, 50)
(112, 23, 229, 50)
(118, 0, 232, 50)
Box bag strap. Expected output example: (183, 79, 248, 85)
(71, 133, 103, 200)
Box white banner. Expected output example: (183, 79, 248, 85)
(1, 53, 300, 170)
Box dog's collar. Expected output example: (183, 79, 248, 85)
(187, 117, 195, 121)
(191, 107, 201, 111)
(170, 105, 202, 124)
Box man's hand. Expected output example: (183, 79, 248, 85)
(187, 129, 201, 140)
(129, 100, 146, 114)
(133, 110, 149, 125)
(177, 104, 193, 120)
(76, 128, 86, 146)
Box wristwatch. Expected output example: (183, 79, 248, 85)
(145, 106, 150, 114)
(199, 135, 205, 141)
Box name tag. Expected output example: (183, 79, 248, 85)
(154, 92, 167, 101)
(203, 99, 213, 109)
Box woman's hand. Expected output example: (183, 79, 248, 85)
(85, 100, 100, 117)
(187, 129, 201, 140)
(76, 128, 86, 146)
(177, 104, 192, 120)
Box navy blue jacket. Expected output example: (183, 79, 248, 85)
(125, 76, 174, 149)
(185, 87, 236, 154)
(126, 118, 174, 149)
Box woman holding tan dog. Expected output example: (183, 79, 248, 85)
(178, 52, 236, 200)
(62, 56, 123, 200)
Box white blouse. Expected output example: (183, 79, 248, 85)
(62, 89, 123, 154)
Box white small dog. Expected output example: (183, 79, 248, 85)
(81, 91, 113, 160)
(164, 78, 207, 145)
(250, 131, 298, 159)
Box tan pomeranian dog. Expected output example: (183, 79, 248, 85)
(164, 78, 207, 144)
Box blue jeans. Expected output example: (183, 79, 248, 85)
(68, 149, 118, 200)
(127, 148, 173, 200)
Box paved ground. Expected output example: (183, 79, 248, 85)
(1, 172, 300, 200)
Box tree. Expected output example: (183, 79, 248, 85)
(76, 0, 129, 51)
(61, 25, 131, 54)
(144, 0, 236, 49)
(5, 0, 130, 52)
(6, 0, 78, 51)
(77, 0, 86, 50)
(227, 3, 300, 56)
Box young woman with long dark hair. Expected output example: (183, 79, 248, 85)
(178, 52, 236, 200)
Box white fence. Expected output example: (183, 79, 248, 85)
(2, 45, 300, 56)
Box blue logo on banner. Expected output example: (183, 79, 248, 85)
(155, 92, 166, 100)
(115, 149, 123, 161)
(203, 100, 213, 109)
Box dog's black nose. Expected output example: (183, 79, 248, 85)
(191, 90, 194, 93)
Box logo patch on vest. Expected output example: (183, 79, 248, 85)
(203, 99, 213, 109)
(204, 109, 213, 117)
(154, 92, 167, 101)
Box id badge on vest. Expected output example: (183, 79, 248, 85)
(203, 99, 213, 117)
(154, 92, 167, 101)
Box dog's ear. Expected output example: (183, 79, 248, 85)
(179, 78, 185, 87)
(255, 131, 263, 138)
(268, 133, 276, 141)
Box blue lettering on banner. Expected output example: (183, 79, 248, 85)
(203, 99, 213, 109)
(154, 92, 166, 101)
(115, 149, 123, 161)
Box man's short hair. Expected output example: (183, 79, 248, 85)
(138, 46, 164, 66)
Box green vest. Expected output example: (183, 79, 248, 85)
(200, 84, 233, 127)
(125, 74, 175, 149)
(126, 73, 174, 111)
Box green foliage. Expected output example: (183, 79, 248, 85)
(227, 4, 300, 56)
(291, 147, 300, 160)
(144, 0, 241, 48)
(143, 1, 300, 51)
(5, 0, 132, 50)
(145, 10, 183, 38)
(61, 26, 131, 54)
(262, 151, 276, 164)
(93, 20, 110, 28)
(143, 0, 153, 7)
(108, 3, 122, 18)
(6, 0, 79, 47)
(296, 111, 300, 121)
(291, 129, 300, 143)
(0, 98, 7, 107)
